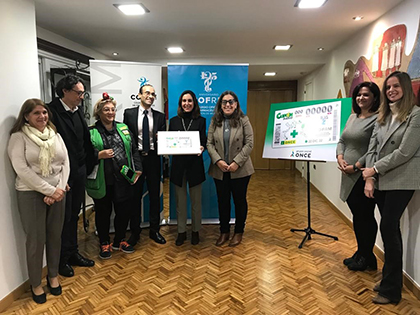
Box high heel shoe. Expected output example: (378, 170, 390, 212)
(343, 251, 358, 266)
(31, 286, 46, 304)
(215, 233, 230, 246)
(175, 232, 187, 246)
(191, 231, 199, 245)
(46, 276, 62, 296)
(229, 233, 243, 247)
(347, 255, 377, 271)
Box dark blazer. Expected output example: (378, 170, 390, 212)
(48, 98, 95, 179)
(168, 115, 206, 187)
(123, 106, 166, 151)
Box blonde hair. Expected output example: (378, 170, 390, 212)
(378, 71, 416, 125)
(93, 98, 117, 120)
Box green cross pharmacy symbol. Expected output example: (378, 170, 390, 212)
(290, 129, 298, 138)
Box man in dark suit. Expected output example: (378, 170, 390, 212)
(48, 74, 95, 277)
(124, 84, 166, 245)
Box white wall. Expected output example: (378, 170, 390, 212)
(298, 0, 420, 286)
(37, 26, 109, 60)
(0, 0, 40, 301)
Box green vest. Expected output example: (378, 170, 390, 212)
(86, 123, 133, 199)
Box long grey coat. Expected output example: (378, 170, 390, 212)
(207, 115, 254, 180)
(365, 105, 420, 190)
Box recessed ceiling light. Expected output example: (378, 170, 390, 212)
(264, 72, 276, 76)
(112, 52, 119, 56)
(295, 0, 327, 9)
(113, 4, 149, 16)
(274, 45, 292, 51)
(167, 47, 184, 54)
(353, 16, 364, 21)
(317, 47, 324, 51)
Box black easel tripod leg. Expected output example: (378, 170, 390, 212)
(290, 161, 338, 248)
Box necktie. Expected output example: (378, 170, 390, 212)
(142, 110, 150, 153)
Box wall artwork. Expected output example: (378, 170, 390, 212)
(343, 23, 420, 100)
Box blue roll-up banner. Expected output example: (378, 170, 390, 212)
(167, 64, 249, 224)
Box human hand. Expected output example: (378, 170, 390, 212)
(198, 146, 204, 156)
(43, 196, 55, 206)
(133, 171, 142, 184)
(337, 156, 348, 171)
(216, 160, 229, 172)
(98, 149, 114, 159)
(362, 167, 376, 180)
(364, 178, 375, 198)
(66, 184, 71, 192)
(51, 188, 65, 202)
(227, 161, 239, 173)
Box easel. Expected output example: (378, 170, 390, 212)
(291, 160, 338, 248)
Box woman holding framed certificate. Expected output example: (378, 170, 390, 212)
(207, 91, 254, 247)
(169, 90, 206, 246)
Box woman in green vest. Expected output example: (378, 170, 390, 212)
(87, 93, 142, 259)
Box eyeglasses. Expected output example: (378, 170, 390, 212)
(221, 99, 236, 106)
(143, 91, 157, 98)
(72, 89, 86, 97)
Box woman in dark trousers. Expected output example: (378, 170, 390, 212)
(8, 99, 70, 303)
(86, 93, 142, 259)
(363, 71, 420, 304)
(169, 90, 206, 245)
(207, 91, 254, 247)
(337, 82, 380, 271)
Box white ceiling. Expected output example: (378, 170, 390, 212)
(34, 0, 404, 81)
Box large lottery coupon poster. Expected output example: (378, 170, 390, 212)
(263, 98, 352, 162)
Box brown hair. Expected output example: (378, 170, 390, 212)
(212, 90, 244, 127)
(10, 99, 56, 134)
(177, 90, 201, 119)
(378, 71, 417, 124)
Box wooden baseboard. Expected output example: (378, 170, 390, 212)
(309, 181, 420, 300)
(0, 267, 48, 313)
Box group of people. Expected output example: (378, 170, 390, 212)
(10, 70, 417, 306)
(8, 74, 254, 304)
(337, 71, 420, 305)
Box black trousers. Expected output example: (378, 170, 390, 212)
(94, 185, 131, 245)
(130, 150, 161, 237)
(375, 189, 414, 303)
(346, 176, 377, 260)
(60, 164, 86, 264)
(214, 173, 251, 234)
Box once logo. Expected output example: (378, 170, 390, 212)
(295, 152, 312, 158)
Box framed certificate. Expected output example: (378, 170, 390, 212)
(157, 131, 201, 155)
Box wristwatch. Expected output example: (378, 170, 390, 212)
(353, 164, 359, 172)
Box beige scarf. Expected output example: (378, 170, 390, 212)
(22, 124, 56, 177)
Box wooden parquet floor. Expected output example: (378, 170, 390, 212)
(3, 170, 420, 314)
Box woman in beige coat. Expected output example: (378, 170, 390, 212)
(207, 91, 254, 247)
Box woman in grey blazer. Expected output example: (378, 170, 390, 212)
(207, 91, 254, 247)
(363, 71, 420, 305)
(337, 82, 380, 272)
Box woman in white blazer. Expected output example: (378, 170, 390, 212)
(207, 91, 254, 247)
(363, 71, 420, 304)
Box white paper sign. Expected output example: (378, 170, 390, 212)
(157, 131, 201, 155)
